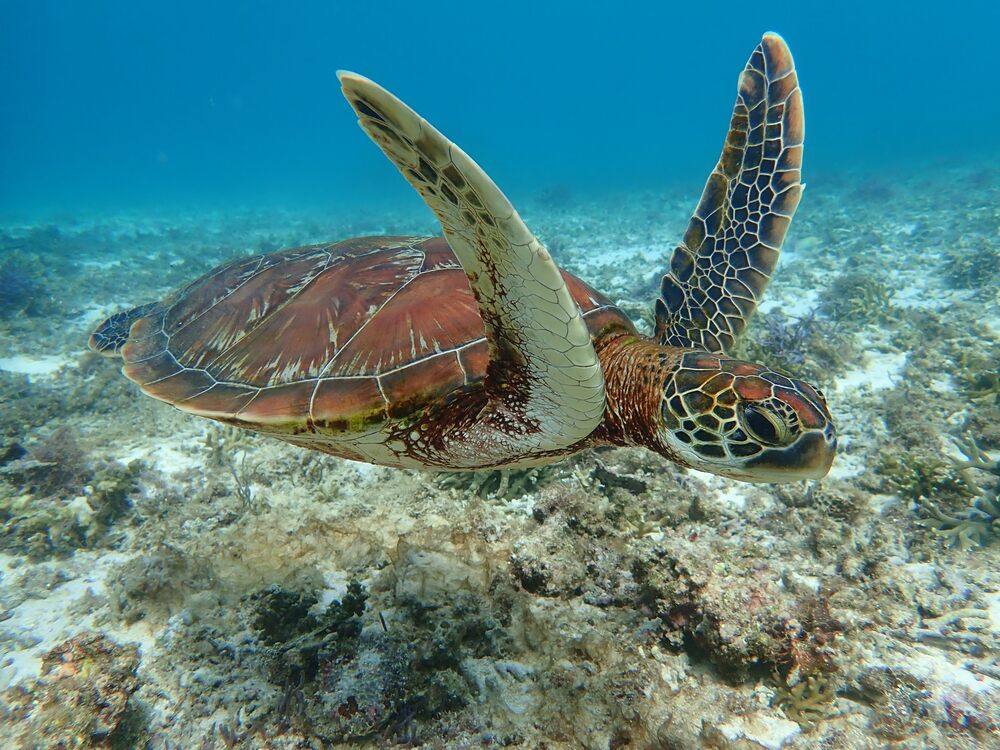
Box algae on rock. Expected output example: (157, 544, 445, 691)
(0, 427, 139, 560)
(0, 632, 143, 750)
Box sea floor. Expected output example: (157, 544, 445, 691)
(1, 164, 998, 749)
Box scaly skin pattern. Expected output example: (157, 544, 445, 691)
(91, 237, 631, 471)
(90, 33, 838, 482)
(275, 330, 837, 478)
(656, 33, 804, 353)
(91, 238, 833, 476)
(592, 334, 680, 455)
(89, 302, 157, 357)
(339, 70, 607, 460)
(595, 335, 836, 482)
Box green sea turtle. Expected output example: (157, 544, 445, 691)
(91, 33, 835, 483)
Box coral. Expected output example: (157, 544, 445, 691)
(508, 469, 662, 600)
(904, 605, 995, 657)
(310, 632, 416, 741)
(950, 342, 1000, 443)
(639, 532, 842, 675)
(0, 632, 142, 749)
(435, 464, 562, 500)
(252, 580, 367, 686)
(0, 440, 27, 470)
(144, 521, 654, 745)
(849, 668, 934, 742)
(306, 590, 504, 742)
(961, 402, 1000, 450)
(6, 425, 89, 497)
(943, 235, 999, 292)
(917, 436, 1000, 549)
(776, 480, 867, 524)
(876, 451, 969, 505)
(920, 503, 996, 549)
(0, 252, 48, 318)
(772, 671, 838, 730)
(203, 424, 252, 470)
(818, 269, 893, 325)
(963, 369, 1000, 406)
(0, 429, 139, 560)
(111, 545, 213, 624)
(235, 573, 521, 744)
(251, 585, 323, 646)
(738, 309, 857, 384)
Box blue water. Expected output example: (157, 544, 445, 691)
(1, 0, 998, 218)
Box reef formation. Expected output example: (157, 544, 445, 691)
(1, 164, 998, 748)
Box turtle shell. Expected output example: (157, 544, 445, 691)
(121, 236, 633, 437)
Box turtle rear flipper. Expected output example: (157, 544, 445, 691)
(339, 72, 605, 458)
(89, 302, 158, 357)
(656, 32, 804, 354)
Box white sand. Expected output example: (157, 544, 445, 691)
(0, 355, 73, 379)
(833, 351, 907, 394)
(0, 551, 157, 688)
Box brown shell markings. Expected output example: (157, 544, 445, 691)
(120, 236, 631, 437)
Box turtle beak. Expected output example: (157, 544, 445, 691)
(744, 425, 837, 482)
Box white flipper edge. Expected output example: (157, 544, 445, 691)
(338, 71, 605, 455)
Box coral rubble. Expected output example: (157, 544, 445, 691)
(0, 165, 998, 748)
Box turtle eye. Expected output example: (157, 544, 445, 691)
(740, 403, 787, 445)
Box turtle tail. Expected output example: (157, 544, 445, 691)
(89, 302, 158, 357)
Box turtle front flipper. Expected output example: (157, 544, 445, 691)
(338, 73, 605, 460)
(656, 33, 804, 354)
(89, 302, 158, 357)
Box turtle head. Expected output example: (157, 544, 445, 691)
(656, 351, 836, 483)
(89, 302, 157, 357)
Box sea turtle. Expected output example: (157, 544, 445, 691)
(91, 33, 835, 483)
